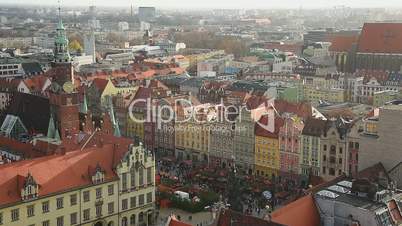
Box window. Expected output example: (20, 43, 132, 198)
(96, 204, 102, 217)
(139, 194, 144, 206)
(139, 169, 144, 186)
(338, 170, 342, 175)
(356, 153, 358, 162)
(330, 145, 336, 155)
(323, 155, 326, 161)
(108, 202, 114, 214)
(57, 216, 64, 226)
(355, 143, 359, 149)
(330, 156, 336, 164)
(323, 145, 327, 151)
(70, 194, 77, 206)
(323, 167, 326, 174)
(349, 142, 353, 148)
(108, 184, 114, 195)
(329, 168, 335, 176)
(70, 212, 77, 225)
(11, 209, 19, 222)
(130, 196, 136, 208)
(147, 167, 152, 184)
(122, 173, 128, 190)
(42, 220, 50, 226)
(56, 197, 63, 209)
(130, 170, 136, 188)
(339, 158, 342, 164)
(130, 214, 136, 226)
(146, 192, 152, 203)
(339, 147, 343, 154)
(96, 187, 102, 199)
(27, 205, 34, 217)
(83, 191, 90, 202)
(83, 209, 90, 221)
(42, 201, 49, 213)
(122, 199, 128, 210)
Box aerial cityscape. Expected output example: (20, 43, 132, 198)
(0, 1, 401, 226)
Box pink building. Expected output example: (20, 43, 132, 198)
(279, 116, 304, 177)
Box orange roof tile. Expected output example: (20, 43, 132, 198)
(271, 195, 321, 226)
(328, 35, 359, 52)
(92, 78, 109, 92)
(0, 143, 129, 207)
(358, 23, 402, 54)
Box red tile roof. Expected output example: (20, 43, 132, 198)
(0, 143, 129, 207)
(168, 218, 192, 226)
(271, 195, 321, 226)
(91, 78, 109, 92)
(215, 209, 284, 226)
(328, 35, 359, 52)
(255, 116, 284, 138)
(274, 100, 312, 120)
(357, 23, 402, 54)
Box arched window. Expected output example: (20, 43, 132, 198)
(130, 214, 136, 226)
(139, 212, 144, 222)
(122, 217, 128, 226)
(107, 221, 114, 226)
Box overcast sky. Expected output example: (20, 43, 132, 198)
(3, 0, 402, 9)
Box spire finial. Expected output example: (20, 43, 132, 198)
(58, 0, 61, 19)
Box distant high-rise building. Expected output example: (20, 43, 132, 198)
(138, 7, 156, 22)
(84, 33, 96, 63)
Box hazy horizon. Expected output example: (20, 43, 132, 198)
(2, 0, 402, 9)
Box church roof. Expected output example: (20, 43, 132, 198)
(357, 23, 402, 54)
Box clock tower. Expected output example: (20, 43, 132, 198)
(47, 4, 80, 140)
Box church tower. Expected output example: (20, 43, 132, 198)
(47, 3, 80, 140)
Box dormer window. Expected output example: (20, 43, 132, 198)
(92, 163, 105, 184)
(21, 173, 39, 201)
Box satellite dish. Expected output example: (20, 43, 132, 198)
(63, 81, 74, 93)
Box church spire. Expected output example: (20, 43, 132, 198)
(54, 0, 71, 64)
(80, 93, 88, 114)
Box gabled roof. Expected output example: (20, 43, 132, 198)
(22, 75, 50, 93)
(91, 78, 110, 93)
(21, 62, 44, 75)
(357, 23, 402, 54)
(0, 143, 129, 207)
(255, 116, 284, 139)
(302, 118, 327, 137)
(271, 195, 321, 226)
(6, 92, 50, 134)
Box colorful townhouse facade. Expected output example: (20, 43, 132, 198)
(300, 118, 327, 178)
(279, 115, 304, 180)
(255, 116, 283, 179)
(0, 143, 156, 226)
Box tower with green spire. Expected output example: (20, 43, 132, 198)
(53, 4, 71, 64)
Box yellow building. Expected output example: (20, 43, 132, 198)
(126, 87, 152, 142)
(0, 142, 155, 226)
(88, 78, 137, 112)
(254, 116, 283, 178)
(175, 119, 210, 162)
(175, 104, 211, 162)
(304, 86, 345, 104)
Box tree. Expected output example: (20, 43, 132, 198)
(69, 40, 83, 52)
